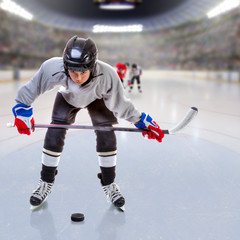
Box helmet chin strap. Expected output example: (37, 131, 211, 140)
(80, 71, 104, 87)
(64, 68, 70, 77)
(80, 72, 93, 86)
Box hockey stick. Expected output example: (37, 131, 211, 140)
(7, 107, 198, 134)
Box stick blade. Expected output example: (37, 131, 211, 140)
(168, 107, 198, 134)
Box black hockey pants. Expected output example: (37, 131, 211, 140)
(43, 92, 117, 155)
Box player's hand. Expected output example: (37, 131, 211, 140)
(12, 103, 35, 135)
(135, 112, 164, 142)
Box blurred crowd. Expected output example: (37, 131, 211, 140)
(1, 8, 240, 71)
(0, 9, 76, 69)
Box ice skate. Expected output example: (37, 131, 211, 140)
(98, 173, 125, 211)
(30, 179, 54, 210)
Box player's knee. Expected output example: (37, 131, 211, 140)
(44, 127, 67, 152)
(96, 130, 116, 153)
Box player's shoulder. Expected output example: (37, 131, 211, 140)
(41, 57, 64, 74)
(96, 60, 117, 75)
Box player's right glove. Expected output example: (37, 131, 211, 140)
(135, 112, 164, 143)
(12, 103, 35, 135)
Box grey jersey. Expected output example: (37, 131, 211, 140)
(15, 57, 141, 123)
(129, 65, 142, 78)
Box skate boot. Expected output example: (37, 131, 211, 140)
(98, 173, 125, 210)
(30, 179, 54, 208)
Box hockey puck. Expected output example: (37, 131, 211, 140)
(71, 213, 85, 222)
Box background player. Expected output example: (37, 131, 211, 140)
(116, 62, 129, 87)
(129, 63, 142, 93)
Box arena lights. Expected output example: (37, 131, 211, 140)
(99, 3, 134, 10)
(93, 0, 142, 10)
(207, 0, 240, 18)
(0, 0, 33, 20)
(92, 24, 143, 32)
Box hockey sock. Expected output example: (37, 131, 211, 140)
(41, 164, 58, 183)
(100, 166, 116, 186)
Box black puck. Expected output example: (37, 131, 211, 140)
(71, 213, 85, 222)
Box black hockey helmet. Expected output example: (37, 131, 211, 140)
(125, 62, 129, 67)
(63, 36, 98, 73)
(132, 63, 137, 68)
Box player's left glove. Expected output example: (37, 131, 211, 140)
(12, 103, 35, 135)
(135, 112, 164, 142)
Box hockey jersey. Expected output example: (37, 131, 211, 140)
(130, 65, 142, 79)
(15, 57, 141, 124)
(116, 63, 127, 79)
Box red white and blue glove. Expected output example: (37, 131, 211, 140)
(12, 103, 35, 135)
(135, 112, 164, 142)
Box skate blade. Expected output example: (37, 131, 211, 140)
(30, 204, 41, 211)
(118, 206, 125, 212)
(30, 200, 47, 211)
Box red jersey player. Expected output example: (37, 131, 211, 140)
(116, 62, 128, 85)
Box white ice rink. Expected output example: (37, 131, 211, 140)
(0, 71, 240, 240)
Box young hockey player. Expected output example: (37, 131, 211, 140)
(12, 36, 164, 210)
(129, 63, 142, 93)
(116, 62, 129, 86)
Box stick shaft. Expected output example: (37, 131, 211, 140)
(7, 107, 197, 135)
(33, 124, 169, 134)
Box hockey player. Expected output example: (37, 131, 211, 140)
(129, 63, 142, 93)
(116, 62, 128, 86)
(11, 36, 164, 210)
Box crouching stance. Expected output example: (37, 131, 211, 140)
(12, 36, 164, 210)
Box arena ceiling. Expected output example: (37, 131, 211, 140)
(37, 0, 187, 20)
(14, 0, 222, 32)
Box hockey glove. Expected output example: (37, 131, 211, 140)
(12, 103, 35, 135)
(135, 112, 164, 142)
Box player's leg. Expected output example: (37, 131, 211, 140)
(136, 75, 142, 93)
(30, 92, 80, 207)
(87, 99, 125, 208)
(129, 77, 135, 93)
